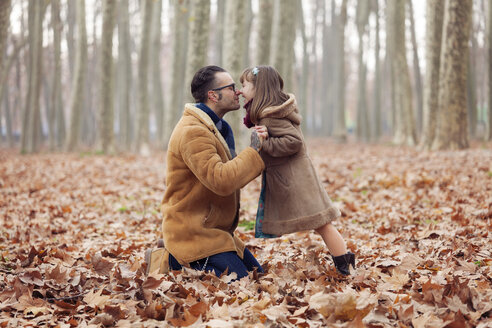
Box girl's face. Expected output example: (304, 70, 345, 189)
(240, 79, 256, 104)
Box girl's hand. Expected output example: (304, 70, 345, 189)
(253, 125, 268, 139)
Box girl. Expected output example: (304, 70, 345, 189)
(239, 65, 355, 275)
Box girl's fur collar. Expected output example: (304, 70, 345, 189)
(258, 94, 302, 125)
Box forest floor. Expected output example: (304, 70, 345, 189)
(0, 139, 491, 327)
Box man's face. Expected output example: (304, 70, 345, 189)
(212, 72, 240, 112)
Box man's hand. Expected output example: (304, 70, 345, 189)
(250, 130, 262, 152)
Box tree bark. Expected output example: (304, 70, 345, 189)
(150, 0, 165, 146)
(50, 0, 65, 150)
(256, 0, 274, 65)
(66, 0, 88, 151)
(420, 0, 444, 149)
(467, 34, 477, 138)
(432, 0, 472, 150)
(407, 0, 423, 134)
(271, 0, 296, 93)
(391, 0, 416, 146)
(223, 0, 246, 140)
(297, 0, 309, 132)
(184, 0, 211, 103)
(136, 0, 153, 154)
(21, 1, 45, 153)
(99, 0, 117, 153)
(333, 0, 348, 142)
(117, 0, 132, 149)
(372, 0, 382, 140)
(488, 0, 492, 140)
(356, 0, 370, 142)
(213, 0, 225, 66)
(163, 0, 189, 145)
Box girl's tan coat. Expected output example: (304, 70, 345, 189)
(161, 104, 264, 265)
(258, 95, 340, 235)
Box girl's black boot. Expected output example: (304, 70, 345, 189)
(332, 252, 356, 276)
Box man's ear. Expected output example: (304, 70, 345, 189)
(208, 90, 217, 103)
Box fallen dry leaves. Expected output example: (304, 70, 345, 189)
(0, 140, 491, 327)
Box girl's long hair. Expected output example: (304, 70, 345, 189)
(239, 66, 289, 124)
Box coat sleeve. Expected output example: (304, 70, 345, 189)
(179, 126, 265, 196)
(261, 118, 303, 157)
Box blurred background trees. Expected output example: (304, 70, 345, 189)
(0, 0, 490, 154)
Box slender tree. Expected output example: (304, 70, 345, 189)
(420, 0, 444, 149)
(223, 0, 246, 139)
(333, 0, 348, 142)
(372, 0, 382, 140)
(163, 0, 189, 145)
(391, 0, 416, 146)
(488, 0, 492, 140)
(256, 0, 274, 65)
(297, 0, 309, 131)
(271, 0, 297, 93)
(136, 0, 152, 154)
(66, 0, 88, 151)
(355, 0, 370, 141)
(98, 0, 117, 153)
(432, 0, 472, 150)
(213, 0, 225, 65)
(150, 0, 165, 146)
(184, 0, 211, 103)
(117, 0, 132, 148)
(21, 1, 46, 153)
(467, 34, 477, 138)
(50, 0, 65, 150)
(407, 0, 423, 133)
(0, 0, 12, 144)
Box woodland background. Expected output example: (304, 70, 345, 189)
(0, 0, 492, 327)
(0, 0, 491, 153)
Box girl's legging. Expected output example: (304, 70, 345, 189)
(168, 248, 263, 279)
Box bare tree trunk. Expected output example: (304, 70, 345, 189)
(50, 0, 65, 150)
(420, 0, 444, 149)
(372, 0, 382, 140)
(66, 0, 76, 78)
(243, 0, 253, 68)
(271, 0, 297, 93)
(223, 0, 246, 141)
(488, 0, 492, 140)
(356, 0, 370, 141)
(0, 0, 12, 144)
(297, 0, 309, 132)
(184, 0, 211, 103)
(432, 0, 472, 150)
(66, 0, 88, 151)
(21, 1, 45, 153)
(98, 0, 116, 153)
(392, 0, 416, 146)
(136, 0, 152, 154)
(256, 0, 274, 65)
(333, 0, 348, 142)
(385, 0, 396, 137)
(117, 0, 132, 149)
(467, 34, 477, 139)
(407, 0, 423, 135)
(150, 0, 164, 146)
(163, 0, 189, 145)
(213, 0, 225, 65)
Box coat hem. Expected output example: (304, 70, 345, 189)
(262, 207, 340, 236)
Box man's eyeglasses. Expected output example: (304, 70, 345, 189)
(211, 83, 235, 92)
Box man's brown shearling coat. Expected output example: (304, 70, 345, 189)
(258, 94, 341, 235)
(161, 104, 264, 265)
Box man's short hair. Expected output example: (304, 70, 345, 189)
(191, 65, 226, 103)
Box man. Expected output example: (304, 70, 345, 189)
(146, 66, 267, 279)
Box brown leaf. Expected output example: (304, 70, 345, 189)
(91, 253, 114, 276)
